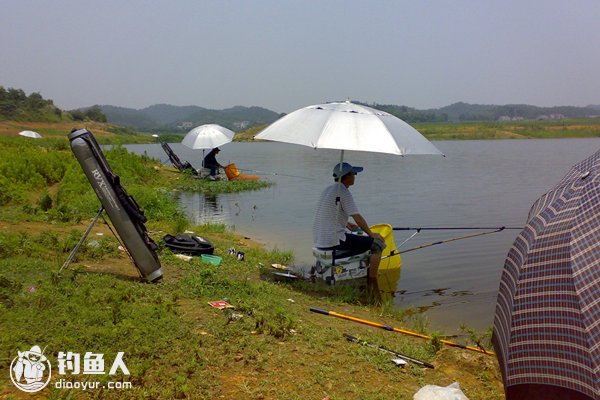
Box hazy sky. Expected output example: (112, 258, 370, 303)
(2, 0, 600, 113)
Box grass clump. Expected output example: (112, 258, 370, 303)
(174, 176, 273, 194)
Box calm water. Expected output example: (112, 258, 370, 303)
(125, 138, 600, 332)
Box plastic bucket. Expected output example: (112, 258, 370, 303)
(370, 223, 401, 271)
(224, 163, 240, 180)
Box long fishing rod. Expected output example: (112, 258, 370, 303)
(396, 228, 506, 255)
(236, 167, 313, 180)
(310, 308, 495, 356)
(343, 333, 434, 368)
(393, 226, 523, 231)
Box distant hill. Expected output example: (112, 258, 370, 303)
(357, 101, 599, 123)
(436, 102, 597, 122)
(90, 101, 600, 130)
(97, 104, 281, 132)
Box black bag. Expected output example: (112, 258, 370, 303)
(162, 234, 214, 256)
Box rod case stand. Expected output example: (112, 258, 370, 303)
(60, 208, 105, 273)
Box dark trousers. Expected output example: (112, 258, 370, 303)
(330, 233, 374, 257)
(205, 163, 218, 176)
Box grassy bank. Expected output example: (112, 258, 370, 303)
(4, 117, 600, 145)
(0, 132, 503, 399)
(237, 118, 600, 141)
(0, 120, 156, 144)
(413, 118, 600, 140)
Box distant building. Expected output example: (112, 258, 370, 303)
(177, 121, 194, 129)
(549, 113, 565, 119)
(233, 121, 250, 129)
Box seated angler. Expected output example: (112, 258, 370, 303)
(203, 147, 224, 179)
(313, 162, 385, 283)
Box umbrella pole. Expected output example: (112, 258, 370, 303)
(331, 150, 346, 274)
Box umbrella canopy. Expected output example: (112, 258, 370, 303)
(255, 101, 442, 156)
(493, 149, 600, 400)
(181, 124, 235, 150)
(18, 130, 42, 139)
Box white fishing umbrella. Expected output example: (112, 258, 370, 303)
(255, 100, 443, 157)
(18, 130, 42, 139)
(182, 124, 235, 150)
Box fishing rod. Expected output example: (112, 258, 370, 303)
(236, 167, 313, 180)
(310, 308, 495, 356)
(343, 333, 435, 369)
(396, 228, 507, 255)
(393, 226, 523, 231)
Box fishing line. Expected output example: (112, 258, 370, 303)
(236, 167, 314, 180)
(395, 230, 420, 248)
(396, 228, 506, 255)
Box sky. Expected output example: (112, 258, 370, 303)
(2, 0, 600, 113)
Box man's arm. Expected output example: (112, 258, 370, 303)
(351, 214, 383, 240)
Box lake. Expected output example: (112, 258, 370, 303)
(125, 138, 600, 332)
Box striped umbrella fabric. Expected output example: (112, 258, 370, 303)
(493, 149, 600, 400)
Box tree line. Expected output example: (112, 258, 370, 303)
(0, 86, 106, 122)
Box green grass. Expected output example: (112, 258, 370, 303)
(0, 228, 498, 399)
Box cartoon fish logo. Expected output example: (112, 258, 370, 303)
(10, 345, 52, 393)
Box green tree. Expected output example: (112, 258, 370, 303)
(85, 105, 107, 122)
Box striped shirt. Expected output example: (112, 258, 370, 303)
(313, 183, 360, 248)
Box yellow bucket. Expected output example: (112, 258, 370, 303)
(224, 163, 241, 180)
(370, 223, 401, 271)
(224, 163, 260, 181)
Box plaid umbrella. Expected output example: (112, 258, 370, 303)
(493, 149, 600, 400)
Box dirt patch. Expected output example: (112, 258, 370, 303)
(77, 257, 143, 281)
(1, 219, 115, 237)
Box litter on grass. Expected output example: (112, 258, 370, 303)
(175, 254, 193, 261)
(208, 300, 234, 309)
(413, 382, 469, 400)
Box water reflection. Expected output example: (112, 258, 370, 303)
(174, 192, 228, 226)
(204, 194, 219, 213)
(376, 267, 402, 303)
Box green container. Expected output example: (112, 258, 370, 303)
(201, 254, 222, 266)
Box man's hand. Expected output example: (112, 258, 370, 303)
(346, 222, 359, 231)
(371, 232, 384, 241)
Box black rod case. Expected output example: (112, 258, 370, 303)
(68, 128, 163, 282)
